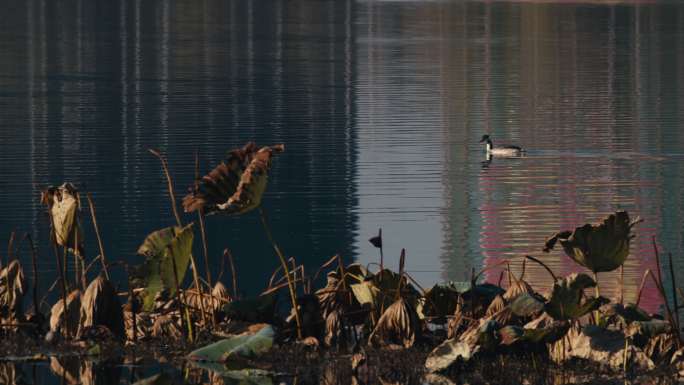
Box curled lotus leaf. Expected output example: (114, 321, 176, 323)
(510, 292, 545, 318)
(134, 224, 194, 311)
(421, 283, 463, 319)
(182, 142, 284, 215)
(368, 298, 421, 348)
(49, 289, 81, 340)
(600, 302, 650, 324)
(426, 319, 500, 372)
(545, 273, 608, 320)
(0, 260, 26, 320)
(502, 279, 534, 302)
(41, 183, 84, 255)
(543, 211, 641, 273)
(549, 325, 655, 371)
(350, 269, 419, 319)
(78, 275, 125, 339)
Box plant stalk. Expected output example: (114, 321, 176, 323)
(224, 248, 238, 300)
(86, 193, 110, 279)
(53, 244, 70, 339)
(25, 234, 40, 315)
(197, 209, 215, 327)
(259, 207, 302, 339)
(149, 148, 207, 326)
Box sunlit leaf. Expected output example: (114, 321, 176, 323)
(368, 298, 420, 348)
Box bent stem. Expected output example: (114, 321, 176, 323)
(86, 193, 110, 279)
(149, 148, 208, 327)
(593, 271, 601, 325)
(259, 207, 302, 339)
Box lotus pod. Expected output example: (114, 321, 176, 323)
(368, 298, 420, 348)
(134, 224, 194, 311)
(41, 183, 84, 255)
(78, 275, 125, 339)
(0, 260, 26, 321)
(545, 273, 608, 320)
(49, 289, 81, 339)
(182, 143, 284, 215)
(543, 211, 641, 273)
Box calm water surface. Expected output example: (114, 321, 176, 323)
(1, 0, 684, 373)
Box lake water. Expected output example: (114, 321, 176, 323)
(1, 0, 684, 381)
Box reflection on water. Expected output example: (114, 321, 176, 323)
(1, 0, 684, 346)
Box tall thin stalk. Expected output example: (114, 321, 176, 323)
(668, 252, 680, 338)
(197, 209, 215, 326)
(86, 193, 110, 279)
(149, 148, 208, 326)
(258, 207, 302, 339)
(25, 234, 40, 315)
(223, 248, 238, 300)
(52, 243, 70, 339)
(170, 246, 190, 342)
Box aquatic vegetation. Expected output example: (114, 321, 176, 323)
(544, 211, 641, 274)
(188, 325, 275, 362)
(3, 148, 684, 384)
(133, 224, 195, 311)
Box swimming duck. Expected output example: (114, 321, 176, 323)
(479, 134, 524, 156)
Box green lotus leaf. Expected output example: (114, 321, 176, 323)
(543, 211, 640, 273)
(188, 325, 275, 362)
(135, 224, 194, 311)
(545, 273, 608, 320)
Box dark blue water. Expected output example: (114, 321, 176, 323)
(1, 1, 684, 382)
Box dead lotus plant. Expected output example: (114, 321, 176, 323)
(41, 183, 84, 256)
(182, 143, 304, 338)
(47, 289, 81, 341)
(77, 275, 125, 340)
(0, 260, 26, 323)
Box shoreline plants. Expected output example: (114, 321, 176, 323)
(1, 142, 683, 383)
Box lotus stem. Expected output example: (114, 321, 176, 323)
(593, 271, 601, 325)
(148, 149, 182, 227)
(619, 265, 624, 305)
(651, 238, 680, 344)
(668, 252, 681, 342)
(223, 248, 238, 300)
(149, 148, 207, 327)
(52, 243, 70, 339)
(524, 255, 557, 282)
(25, 234, 40, 315)
(258, 207, 302, 340)
(126, 268, 137, 343)
(379, 228, 384, 273)
(170, 246, 191, 342)
(6, 230, 15, 267)
(197, 209, 215, 327)
(396, 249, 406, 301)
(86, 193, 110, 280)
(635, 269, 650, 307)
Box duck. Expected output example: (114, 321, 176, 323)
(479, 134, 524, 157)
